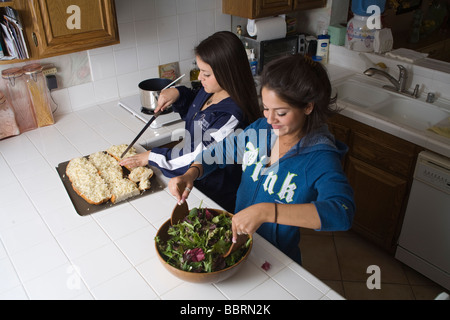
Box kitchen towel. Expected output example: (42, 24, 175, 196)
(385, 48, 428, 63)
(247, 16, 286, 41)
(428, 117, 450, 139)
(374, 28, 393, 53)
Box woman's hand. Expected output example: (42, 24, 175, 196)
(168, 165, 201, 205)
(154, 88, 180, 113)
(119, 151, 150, 169)
(231, 203, 272, 242)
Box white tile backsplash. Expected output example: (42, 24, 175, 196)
(89, 52, 116, 81)
(157, 15, 179, 42)
(85, 0, 230, 106)
(156, 0, 177, 18)
(137, 44, 161, 69)
(93, 78, 120, 103)
(177, 0, 197, 14)
(67, 83, 96, 111)
(22, 0, 230, 112)
(133, 0, 157, 22)
(178, 12, 198, 38)
(135, 20, 159, 46)
(114, 47, 139, 75)
(159, 40, 180, 65)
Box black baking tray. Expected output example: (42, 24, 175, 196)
(56, 159, 164, 216)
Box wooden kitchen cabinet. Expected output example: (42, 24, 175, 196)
(294, 0, 327, 10)
(0, 0, 119, 64)
(328, 114, 423, 254)
(222, 0, 326, 19)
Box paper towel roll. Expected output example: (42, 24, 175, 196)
(247, 16, 286, 41)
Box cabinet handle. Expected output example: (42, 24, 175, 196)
(32, 32, 38, 47)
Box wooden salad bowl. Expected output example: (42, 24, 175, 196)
(155, 208, 253, 284)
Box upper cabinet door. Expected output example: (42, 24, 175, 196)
(256, 0, 293, 17)
(293, 0, 326, 10)
(223, 0, 325, 19)
(29, 0, 119, 58)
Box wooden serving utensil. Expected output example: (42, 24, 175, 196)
(170, 200, 189, 226)
(223, 233, 248, 258)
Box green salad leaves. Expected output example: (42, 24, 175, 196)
(156, 206, 251, 273)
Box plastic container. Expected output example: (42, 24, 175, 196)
(23, 63, 54, 127)
(328, 24, 346, 46)
(2, 67, 37, 133)
(0, 91, 20, 140)
(345, 14, 377, 52)
(316, 30, 330, 64)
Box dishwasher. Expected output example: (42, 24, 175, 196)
(396, 151, 450, 290)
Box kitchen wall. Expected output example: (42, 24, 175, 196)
(230, 0, 347, 39)
(86, 0, 231, 104)
(1, 0, 232, 116)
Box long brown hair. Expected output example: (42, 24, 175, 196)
(260, 54, 339, 136)
(195, 31, 262, 124)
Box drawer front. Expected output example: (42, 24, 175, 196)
(351, 131, 414, 177)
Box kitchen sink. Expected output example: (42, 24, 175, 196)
(333, 75, 450, 132)
(373, 98, 450, 131)
(334, 79, 390, 108)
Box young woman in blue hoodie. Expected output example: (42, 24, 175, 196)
(120, 31, 261, 212)
(168, 54, 355, 265)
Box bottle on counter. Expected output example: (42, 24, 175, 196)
(23, 63, 54, 127)
(1, 67, 37, 133)
(189, 60, 201, 90)
(244, 42, 251, 59)
(190, 60, 200, 81)
(249, 48, 258, 76)
(236, 25, 243, 40)
(316, 30, 330, 64)
(0, 91, 20, 140)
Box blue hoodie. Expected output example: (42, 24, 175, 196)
(196, 118, 355, 264)
(149, 86, 247, 212)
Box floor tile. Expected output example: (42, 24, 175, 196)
(299, 233, 340, 281)
(333, 234, 409, 284)
(342, 281, 415, 300)
(299, 229, 449, 300)
(411, 284, 448, 300)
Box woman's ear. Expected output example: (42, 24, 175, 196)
(305, 102, 314, 115)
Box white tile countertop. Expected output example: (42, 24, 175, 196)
(0, 98, 344, 301)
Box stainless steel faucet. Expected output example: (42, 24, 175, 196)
(364, 65, 420, 98)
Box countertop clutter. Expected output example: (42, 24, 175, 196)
(0, 99, 343, 301)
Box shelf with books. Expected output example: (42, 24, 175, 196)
(0, 5, 29, 63)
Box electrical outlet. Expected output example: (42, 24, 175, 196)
(43, 67, 57, 76)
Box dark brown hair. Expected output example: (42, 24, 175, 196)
(260, 54, 339, 136)
(195, 31, 262, 123)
